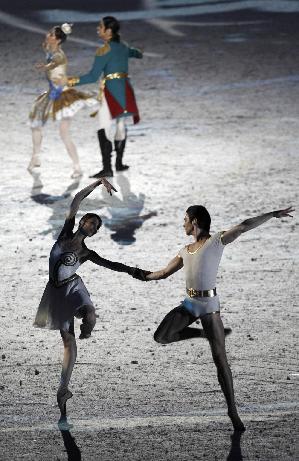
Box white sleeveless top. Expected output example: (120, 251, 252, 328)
(178, 232, 225, 317)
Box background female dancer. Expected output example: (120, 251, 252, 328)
(68, 16, 143, 178)
(28, 23, 98, 178)
(34, 177, 146, 421)
(145, 205, 294, 431)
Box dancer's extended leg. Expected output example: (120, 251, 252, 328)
(154, 306, 199, 343)
(28, 128, 42, 172)
(59, 118, 82, 178)
(154, 306, 231, 344)
(201, 312, 245, 431)
(57, 323, 77, 417)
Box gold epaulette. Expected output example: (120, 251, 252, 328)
(96, 43, 111, 56)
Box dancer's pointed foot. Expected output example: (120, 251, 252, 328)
(79, 323, 92, 339)
(71, 166, 83, 179)
(27, 156, 41, 173)
(224, 328, 232, 337)
(228, 409, 246, 432)
(79, 332, 91, 339)
(57, 388, 73, 417)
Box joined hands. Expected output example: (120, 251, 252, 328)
(128, 267, 151, 281)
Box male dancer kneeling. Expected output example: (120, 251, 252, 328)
(145, 205, 294, 431)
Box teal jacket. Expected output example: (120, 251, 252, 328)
(75, 40, 142, 113)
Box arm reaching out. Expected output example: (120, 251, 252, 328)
(68, 45, 110, 87)
(146, 255, 183, 281)
(35, 51, 65, 72)
(88, 251, 148, 280)
(221, 206, 295, 245)
(66, 178, 116, 221)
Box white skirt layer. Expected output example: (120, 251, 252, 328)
(29, 87, 99, 128)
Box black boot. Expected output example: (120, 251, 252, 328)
(89, 129, 113, 178)
(115, 138, 129, 171)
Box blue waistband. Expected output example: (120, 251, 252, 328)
(48, 80, 63, 100)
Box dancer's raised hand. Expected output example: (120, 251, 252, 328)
(100, 177, 117, 196)
(273, 206, 295, 218)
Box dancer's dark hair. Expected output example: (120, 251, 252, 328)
(186, 205, 211, 232)
(102, 16, 120, 42)
(53, 26, 67, 44)
(81, 213, 102, 229)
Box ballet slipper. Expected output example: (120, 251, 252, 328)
(27, 156, 41, 173)
(71, 166, 83, 179)
(57, 388, 73, 417)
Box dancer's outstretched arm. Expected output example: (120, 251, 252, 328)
(67, 45, 110, 86)
(146, 255, 183, 281)
(35, 51, 64, 72)
(221, 206, 294, 245)
(67, 178, 116, 221)
(87, 250, 146, 280)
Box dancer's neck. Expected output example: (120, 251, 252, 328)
(48, 44, 60, 53)
(193, 231, 210, 242)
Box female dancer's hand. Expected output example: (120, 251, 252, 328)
(35, 62, 46, 71)
(100, 177, 117, 196)
(273, 206, 295, 218)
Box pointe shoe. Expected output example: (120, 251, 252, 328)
(57, 388, 73, 417)
(27, 156, 41, 173)
(71, 167, 83, 179)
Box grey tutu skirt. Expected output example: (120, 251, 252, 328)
(34, 275, 92, 330)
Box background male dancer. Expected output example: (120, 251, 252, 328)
(34, 177, 146, 422)
(68, 16, 142, 178)
(146, 205, 294, 431)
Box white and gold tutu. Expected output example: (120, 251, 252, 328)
(29, 48, 98, 128)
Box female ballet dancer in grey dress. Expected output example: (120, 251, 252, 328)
(146, 204, 294, 431)
(34, 177, 146, 419)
